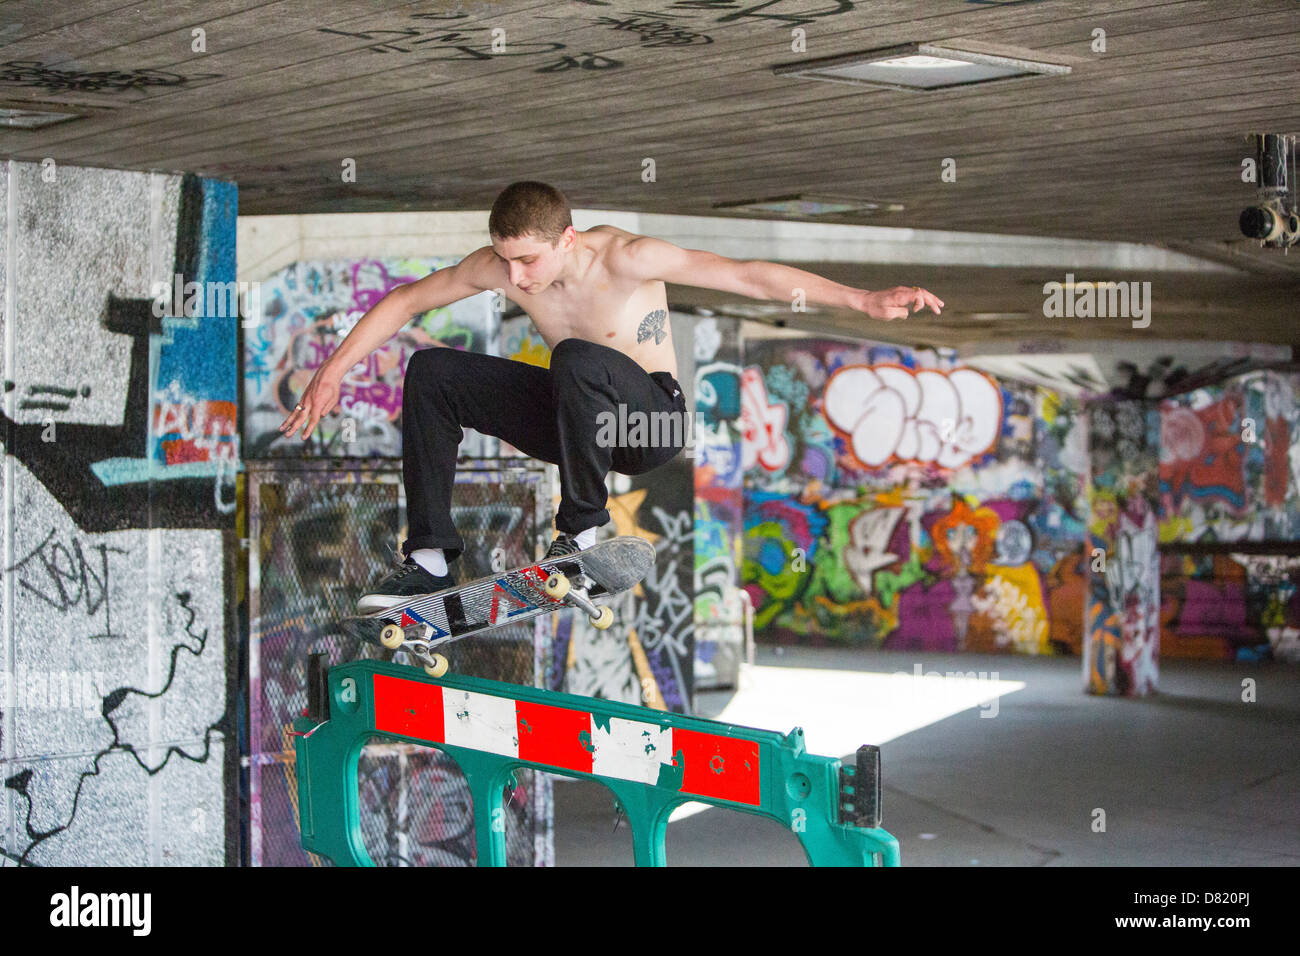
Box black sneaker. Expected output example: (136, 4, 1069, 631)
(357, 556, 456, 614)
(542, 532, 584, 561)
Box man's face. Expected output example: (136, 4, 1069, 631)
(492, 229, 570, 294)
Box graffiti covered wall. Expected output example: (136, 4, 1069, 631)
(1158, 371, 1300, 542)
(740, 335, 1299, 674)
(739, 337, 1092, 660)
(243, 258, 495, 458)
(1157, 371, 1300, 662)
(2, 163, 236, 864)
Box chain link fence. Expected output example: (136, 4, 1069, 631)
(244, 458, 555, 866)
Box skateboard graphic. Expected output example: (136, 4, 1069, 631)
(340, 536, 655, 677)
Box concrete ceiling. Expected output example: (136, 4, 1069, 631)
(2, 0, 1298, 369)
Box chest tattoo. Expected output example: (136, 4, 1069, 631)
(636, 309, 668, 345)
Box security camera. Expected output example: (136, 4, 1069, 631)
(1239, 202, 1299, 243)
(1241, 133, 1298, 248)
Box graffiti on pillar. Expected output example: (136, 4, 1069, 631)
(1086, 400, 1161, 694)
(693, 317, 744, 687)
(0, 164, 233, 865)
(552, 459, 696, 712)
(3, 172, 239, 528)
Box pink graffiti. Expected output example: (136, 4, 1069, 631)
(278, 319, 428, 425)
(303, 337, 338, 370)
(740, 367, 790, 472)
(351, 260, 419, 312)
(822, 364, 1002, 469)
(339, 380, 402, 419)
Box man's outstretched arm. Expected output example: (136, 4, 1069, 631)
(277, 247, 492, 440)
(612, 235, 943, 320)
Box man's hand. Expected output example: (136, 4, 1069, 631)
(278, 366, 343, 441)
(855, 286, 944, 320)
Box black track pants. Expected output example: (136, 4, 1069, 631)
(400, 337, 687, 562)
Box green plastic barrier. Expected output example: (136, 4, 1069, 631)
(292, 656, 900, 867)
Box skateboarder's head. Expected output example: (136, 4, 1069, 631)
(489, 181, 575, 294)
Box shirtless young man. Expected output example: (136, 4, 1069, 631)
(277, 181, 943, 611)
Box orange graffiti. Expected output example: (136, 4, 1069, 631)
(931, 497, 999, 573)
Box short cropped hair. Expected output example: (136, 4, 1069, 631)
(488, 181, 573, 245)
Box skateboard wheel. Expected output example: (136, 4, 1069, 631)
(544, 572, 570, 599)
(592, 605, 614, 630)
(380, 623, 406, 649)
(424, 654, 449, 678)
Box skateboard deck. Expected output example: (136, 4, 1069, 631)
(339, 535, 655, 676)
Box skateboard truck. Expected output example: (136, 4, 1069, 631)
(378, 622, 451, 679)
(542, 569, 614, 630)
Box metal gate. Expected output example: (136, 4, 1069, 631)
(243, 457, 556, 866)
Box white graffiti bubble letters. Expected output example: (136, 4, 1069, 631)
(823, 364, 1002, 470)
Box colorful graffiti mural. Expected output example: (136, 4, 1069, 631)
(1158, 372, 1300, 543)
(742, 486, 1057, 654)
(243, 258, 494, 458)
(1154, 370, 1300, 662)
(737, 338, 1078, 658)
(738, 337, 1300, 672)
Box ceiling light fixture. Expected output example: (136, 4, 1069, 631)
(0, 106, 83, 128)
(712, 193, 905, 217)
(775, 42, 1070, 92)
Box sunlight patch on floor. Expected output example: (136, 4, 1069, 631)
(667, 663, 1024, 823)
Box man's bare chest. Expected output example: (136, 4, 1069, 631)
(521, 281, 661, 338)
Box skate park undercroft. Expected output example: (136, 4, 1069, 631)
(0, 0, 1297, 886)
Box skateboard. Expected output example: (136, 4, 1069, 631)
(339, 535, 655, 678)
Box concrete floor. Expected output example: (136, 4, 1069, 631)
(551, 646, 1300, 866)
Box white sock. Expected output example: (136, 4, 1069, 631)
(574, 526, 598, 549)
(410, 548, 448, 576)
